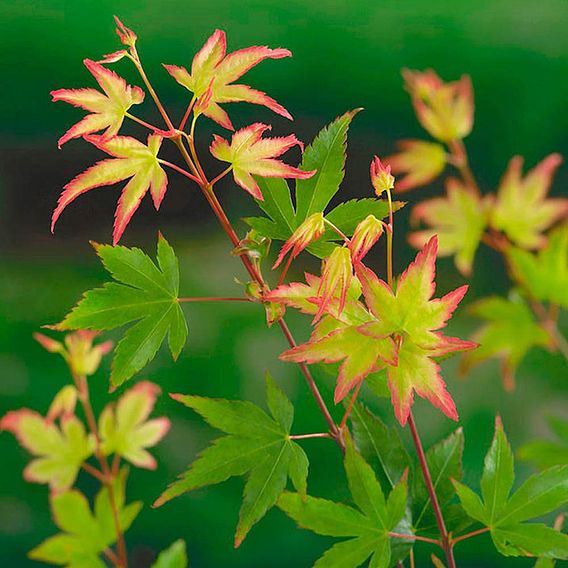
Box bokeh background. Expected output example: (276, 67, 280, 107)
(1, 0, 567, 566)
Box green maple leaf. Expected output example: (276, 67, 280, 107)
(55, 234, 188, 387)
(29, 469, 141, 567)
(519, 415, 568, 470)
(151, 540, 188, 568)
(1, 409, 95, 492)
(460, 292, 551, 391)
(409, 178, 491, 275)
(245, 111, 402, 258)
(154, 373, 309, 547)
(278, 436, 409, 568)
(507, 224, 568, 309)
(453, 418, 568, 559)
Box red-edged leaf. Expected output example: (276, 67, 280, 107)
(210, 123, 314, 199)
(165, 30, 292, 129)
(51, 59, 144, 147)
(51, 134, 168, 244)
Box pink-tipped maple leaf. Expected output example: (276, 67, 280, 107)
(209, 123, 314, 199)
(51, 59, 144, 147)
(164, 29, 292, 130)
(51, 134, 168, 244)
(356, 236, 476, 424)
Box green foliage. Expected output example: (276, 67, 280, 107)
(29, 469, 141, 567)
(412, 429, 466, 533)
(350, 403, 411, 493)
(56, 234, 188, 387)
(151, 540, 188, 568)
(461, 292, 551, 390)
(278, 436, 409, 568)
(245, 111, 401, 258)
(453, 419, 568, 559)
(507, 225, 568, 309)
(519, 416, 568, 470)
(155, 373, 308, 547)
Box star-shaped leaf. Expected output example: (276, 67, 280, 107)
(278, 436, 409, 568)
(245, 111, 402, 259)
(210, 123, 314, 200)
(165, 29, 291, 130)
(100, 381, 170, 469)
(29, 469, 141, 567)
(1, 409, 94, 492)
(409, 178, 491, 275)
(52, 134, 168, 244)
(507, 224, 568, 309)
(355, 236, 475, 424)
(453, 418, 568, 559)
(51, 59, 144, 147)
(55, 234, 188, 387)
(491, 154, 568, 249)
(155, 374, 309, 547)
(460, 292, 551, 391)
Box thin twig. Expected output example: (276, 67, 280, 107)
(81, 462, 106, 483)
(339, 381, 363, 429)
(389, 531, 442, 546)
(289, 432, 333, 440)
(178, 96, 197, 131)
(451, 526, 490, 546)
(159, 159, 202, 184)
(178, 296, 251, 303)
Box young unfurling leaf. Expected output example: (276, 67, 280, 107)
(460, 293, 551, 391)
(52, 134, 168, 244)
(278, 436, 409, 568)
(29, 469, 141, 567)
(409, 178, 491, 275)
(387, 139, 447, 192)
(51, 59, 144, 147)
(165, 29, 291, 130)
(210, 123, 314, 200)
(155, 374, 309, 547)
(99, 382, 170, 469)
(507, 224, 568, 309)
(1, 409, 95, 492)
(55, 234, 188, 387)
(453, 418, 568, 559)
(490, 154, 567, 249)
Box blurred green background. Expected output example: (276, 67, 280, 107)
(1, 0, 567, 566)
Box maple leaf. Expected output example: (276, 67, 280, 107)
(164, 29, 292, 130)
(99, 381, 170, 469)
(356, 236, 475, 424)
(51, 59, 144, 147)
(460, 293, 551, 391)
(491, 154, 568, 249)
(245, 111, 402, 258)
(210, 122, 314, 199)
(52, 134, 168, 244)
(278, 436, 410, 568)
(507, 224, 568, 309)
(1, 409, 94, 492)
(409, 178, 491, 275)
(387, 139, 447, 192)
(453, 418, 568, 559)
(55, 234, 188, 387)
(29, 469, 141, 567)
(155, 374, 309, 548)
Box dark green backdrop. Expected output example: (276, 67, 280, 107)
(1, 1, 567, 566)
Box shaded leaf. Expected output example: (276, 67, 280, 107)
(151, 540, 188, 568)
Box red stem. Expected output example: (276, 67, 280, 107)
(408, 413, 456, 568)
(451, 527, 490, 546)
(178, 97, 196, 131)
(159, 160, 201, 184)
(178, 296, 251, 303)
(389, 532, 442, 546)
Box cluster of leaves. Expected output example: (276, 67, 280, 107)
(1, 332, 184, 567)
(6, 14, 568, 568)
(388, 68, 567, 390)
